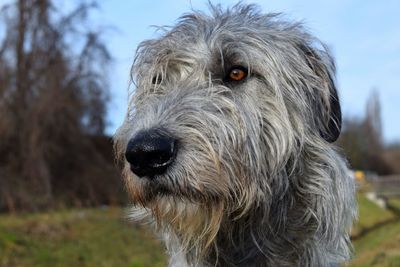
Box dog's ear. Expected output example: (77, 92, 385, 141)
(301, 44, 342, 143)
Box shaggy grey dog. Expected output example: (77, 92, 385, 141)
(114, 4, 356, 267)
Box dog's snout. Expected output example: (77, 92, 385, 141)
(125, 129, 177, 178)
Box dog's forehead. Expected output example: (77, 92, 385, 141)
(138, 9, 295, 67)
(165, 13, 255, 44)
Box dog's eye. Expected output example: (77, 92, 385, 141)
(225, 66, 248, 82)
(152, 75, 162, 85)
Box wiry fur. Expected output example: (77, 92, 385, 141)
(114, 4, 356, 267)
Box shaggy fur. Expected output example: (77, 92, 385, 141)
(114, 4, 356, 267)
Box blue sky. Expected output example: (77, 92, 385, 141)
(1, 0, 399, 142)
(96, 0, 400, 143)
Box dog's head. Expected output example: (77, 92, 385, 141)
(114, 3, 342, 253)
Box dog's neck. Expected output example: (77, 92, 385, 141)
(162, 195, 317, 267)
(158, 145, 353, 267)
(207, 197, 314, 267)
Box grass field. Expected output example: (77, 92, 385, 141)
(348, 195, 400, 267)
(1, 195, 400, 267)
(0, 208, 166, 267)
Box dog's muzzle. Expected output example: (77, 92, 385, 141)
(125, 128, 177, 178)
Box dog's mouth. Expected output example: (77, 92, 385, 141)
(150, 182, 174, 197)
(136, 180, 173, 202)
(130, 176, 222, 206)
(137, 178, 200, 205)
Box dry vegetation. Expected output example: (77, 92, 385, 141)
(0, 0, 123, 212)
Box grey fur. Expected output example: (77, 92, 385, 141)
(114, 4, 356, 267)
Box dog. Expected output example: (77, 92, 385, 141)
(114, 4, 356, 266)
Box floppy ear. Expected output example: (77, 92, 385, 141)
(301, 44, 342, 143)
(322, 77, 341, 143)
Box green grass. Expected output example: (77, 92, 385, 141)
(351, 194, 396, 237)
(347, 196, 400, 267)
(0, 208, 166, 267)
(1, 195, 400, 267)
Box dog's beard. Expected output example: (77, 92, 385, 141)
(127, 176, 226, 259)
(124, 171, 224, 206)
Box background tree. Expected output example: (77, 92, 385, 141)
(338, 89, 393, 175)
(0, 0, 121, 212)
(365, 89, 383, 153)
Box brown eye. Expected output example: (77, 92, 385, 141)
(226, 66, 248, 82)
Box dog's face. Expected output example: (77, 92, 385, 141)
(114, 4, 341, 249)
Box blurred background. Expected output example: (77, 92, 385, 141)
(0, 0, 399, 266)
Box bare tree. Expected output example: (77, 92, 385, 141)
(338, 89, 392, 175)
(0, 0, 115, 211)
(365, 88, 383, 152)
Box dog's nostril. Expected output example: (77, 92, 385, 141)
(125, 129, 177, 178)
(148, 142, 176, 167)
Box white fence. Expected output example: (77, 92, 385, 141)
(371, 175, 400, 198)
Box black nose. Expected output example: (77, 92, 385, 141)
(125, 129, 177, 178)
